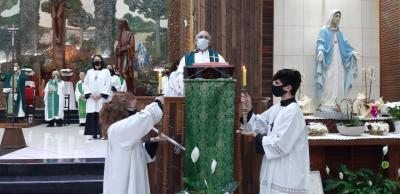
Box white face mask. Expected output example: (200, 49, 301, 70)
(13, 67, 18, 71)
(196, 38, 209, 51)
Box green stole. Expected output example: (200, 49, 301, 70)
(47, 80, 59, 118)
(77, 82, 86, 119)
(185, 49, 220, 66)
(119, 77, 125, 86)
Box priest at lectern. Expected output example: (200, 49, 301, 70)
(171, 30, 228, 96)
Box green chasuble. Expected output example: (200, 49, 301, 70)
(77, 82, 86, 119)
(47, 80, 60, 119)
(185, 49, 220, 66)
(3, 72, 27, 116)
(184, 79, 235, 190)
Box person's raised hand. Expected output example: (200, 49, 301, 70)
(241, 92, 252, 111)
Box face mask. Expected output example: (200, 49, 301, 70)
(196, 38, 209, 51)
(128, 109, 138, 116)
(13, 67, 18, 71)
(272, 85, 287, 97)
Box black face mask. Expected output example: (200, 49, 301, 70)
(272, 85, 287, 97)
(94, 61, 101, 68)
(128, 109, 138, 116)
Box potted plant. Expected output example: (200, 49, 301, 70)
(176, 147, 239, 194)
(337, 98, 365, 136)
(385, 102, 400, 134)
(324, 145, 400, 193)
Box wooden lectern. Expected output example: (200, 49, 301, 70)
(184, 62, 235, 79)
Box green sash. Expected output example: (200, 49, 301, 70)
(185, 49, 220, 66)
(47, 80, 59, 118)
(119, 77, 125, 86)
(77, 82, 86, 119)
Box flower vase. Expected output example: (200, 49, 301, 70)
(394, 121, 400, 134)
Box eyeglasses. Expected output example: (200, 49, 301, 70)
(197, 35, 210, 40)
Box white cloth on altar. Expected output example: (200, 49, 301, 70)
(320, 32, 345, 108)
(44, 80, 65, 121)
(63, 81, 77, 110)
(84, 69, 111, 113)
(103, 102, 163, 194)
(247, 103, 309, 194)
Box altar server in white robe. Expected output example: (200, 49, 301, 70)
(241, 69, 309, 194)
(84, 55, 111, 139)
(44, 71, 65, 127)
(172, 31, 226, 96)
(100, 92, 164, 194)
(107, 65, 122, 97)
(166, 61, 183, 96)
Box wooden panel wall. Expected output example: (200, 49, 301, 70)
(193, 0, 264, 97)
(262, 0, 274, 100)
(380, 0, 400, 101)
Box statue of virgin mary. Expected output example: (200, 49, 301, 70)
(315, 9, 361, 112)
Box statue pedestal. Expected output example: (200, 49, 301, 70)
(0, 123, 29, 149)
(314, 111, 347, 120)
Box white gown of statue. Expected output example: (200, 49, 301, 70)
(321, 32, 345, 107)
(103, 102, 163, 194)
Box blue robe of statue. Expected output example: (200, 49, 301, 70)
(315, 27, 358, 98)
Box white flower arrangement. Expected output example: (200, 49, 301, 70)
(307, 122, 328, 136)
(365, 122, 389, 135)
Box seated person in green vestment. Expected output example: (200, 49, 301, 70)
(2, 63, 27, 123)
(44, 71, 65, 127)
(75, 72, 87, 126)
(173, 31, 227, 96)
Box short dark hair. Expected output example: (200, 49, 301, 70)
(272, 69, 302, 95)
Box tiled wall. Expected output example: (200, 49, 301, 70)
(273, 0, 380, 110)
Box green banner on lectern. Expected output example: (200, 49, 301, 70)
(184, 79, 236, 190)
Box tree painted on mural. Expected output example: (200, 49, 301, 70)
(0, 0, 19, 63)
(41, 0, 83, 68)
(93, 0, 116, 58)
(20, 0, 41, 55)
(124, 0, 167, 57)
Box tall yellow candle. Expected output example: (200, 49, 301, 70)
(242, 66, 247, 87)
(158, 71, 162, 94)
